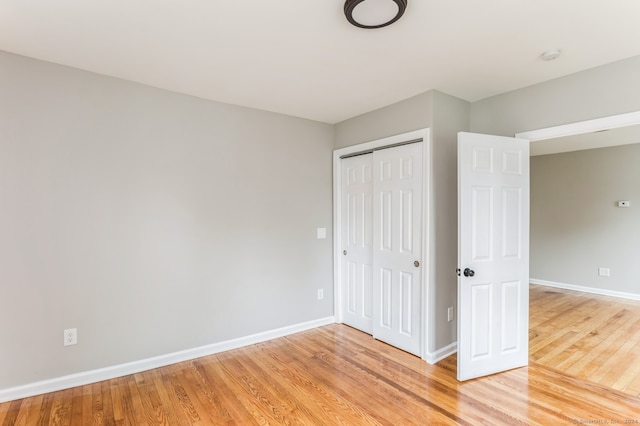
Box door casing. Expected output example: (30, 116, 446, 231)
(333, 128, 431, 361)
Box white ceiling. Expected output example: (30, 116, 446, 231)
(2, 0, 640, 124)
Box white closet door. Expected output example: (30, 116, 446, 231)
(372, 143, 423, 356)
(341, 154, 374, 333)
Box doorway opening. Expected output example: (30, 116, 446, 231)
(517, 110, 640, 394)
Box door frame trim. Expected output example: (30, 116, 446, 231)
(333, 128, 431, 360)
(515, 110, 640, 141)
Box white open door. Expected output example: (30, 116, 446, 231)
(457, 132, 529, 381)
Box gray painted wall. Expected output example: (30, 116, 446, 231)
(333, 90, 470, 353)
(471, 55, 640, 137)
(531, 144, 640, 294)
(431, 92, 470, 346)
(334, 91, 434, 149)
(0, 51, 334, 389)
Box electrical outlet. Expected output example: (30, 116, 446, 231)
(598, 267, 610, 277)
(64, 328, 77, 346)
(316, 228, 327, 239)
(317, 289, 324, 300)
(447, 307, 454, 322)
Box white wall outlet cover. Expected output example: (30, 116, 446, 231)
(64, 328, 78, 346)
(316, 227, 327, 239)
(617, 200, 630, 207)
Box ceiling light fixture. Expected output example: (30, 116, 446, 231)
(344, 0, 408, 29)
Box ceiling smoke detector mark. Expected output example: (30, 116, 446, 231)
(541, 49, 561, 61)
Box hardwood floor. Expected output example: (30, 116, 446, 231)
(2, 320, 640, 425)
(530, 283, 640, 397)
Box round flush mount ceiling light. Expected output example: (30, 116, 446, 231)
(541, 49, 561, 61)
(344, 0, 408, 29)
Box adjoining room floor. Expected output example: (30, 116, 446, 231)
(530, 283, 640, 397)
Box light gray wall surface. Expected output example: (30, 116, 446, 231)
(471, 55, 640, 137)
(333, 91, 434, 149)
(333, 90, 470, 354)
(0, 51, 334, 389)
(531, 144, 640, 294)
(431, 91, 470, 346)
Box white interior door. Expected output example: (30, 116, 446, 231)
(341, 154, 374, 333)
(457, 132, 529, 381)
(372, 143, 423, 356)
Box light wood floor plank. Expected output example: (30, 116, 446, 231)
(280, 330, 430, 424)
(251, 336, 386, 425)
(172, 365, 224, 425)
(2, 285, 640, 424)
(298, 329, 464, 425)
(530, 284, 640, 396)
(624, 369, 640, 398)
(606, 338, 640, 390)
(554, 307, 635, 371)
(0, 400, 16, 426)
(109, 376, 127, 426)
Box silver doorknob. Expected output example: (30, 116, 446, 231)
(414, 261, 420, 267)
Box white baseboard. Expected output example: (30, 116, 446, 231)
(531, 279, 640, 301)
(424, 342, 457, 364)
(0, 316, 335, 403)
